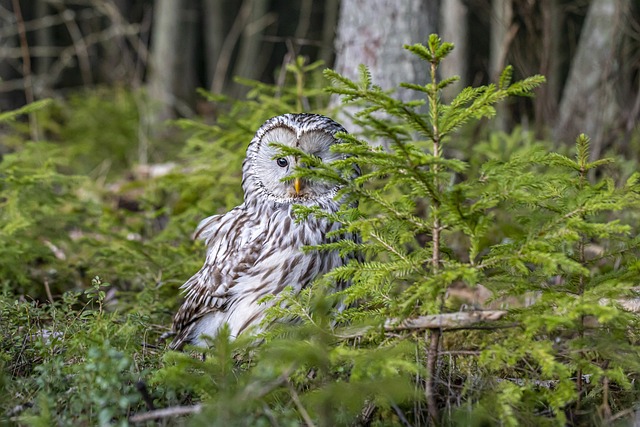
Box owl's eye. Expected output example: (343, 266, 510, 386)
(276, 158, 288, 168)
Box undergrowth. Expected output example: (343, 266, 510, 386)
(1, 37, 639, 426)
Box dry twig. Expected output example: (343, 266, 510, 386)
(129, 404, 202, 423)
(11, 0, 39, 140)
(339, 310, 509, 339)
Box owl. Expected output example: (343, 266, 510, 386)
(169, 113, 357, 350)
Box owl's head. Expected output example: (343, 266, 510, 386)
(242, 113, 348, 205)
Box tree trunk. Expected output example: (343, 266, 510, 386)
(147, 0, 198, 123)
(174, 3, 198, 114)
(535, 0, 561, 136)
(33, 0, 52, 82)
(233, 0, 271, 98)
(203, 0, 225, 90)
(555, 0, 631, 158)
(489, 0, 514, 131)
(332, 0, 439, 132)
(210, 0, 251, 94)
(319, 0, 340, 67)
(440, 0, 468, 101)
(148, 0, 181, 122)
(0, 0, 23, 111)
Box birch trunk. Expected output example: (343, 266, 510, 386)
(148, 0, 198, 122)
(535, 0, 561, 134)
(555, 0, 631, 158)
(440, 0, 468, 101)
(489, 0, 513, 131)
(332, 0, 438, 132)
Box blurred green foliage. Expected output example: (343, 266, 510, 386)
(1, 39, 640, 426)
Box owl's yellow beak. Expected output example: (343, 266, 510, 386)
(293, 177, 302, 195)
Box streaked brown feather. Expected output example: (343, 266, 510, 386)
(168, 114, 359, 350)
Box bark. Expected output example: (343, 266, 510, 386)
(535, 0, 561, 135)
(233, 0, 271, 97)
(489, 0, 514, 131)
(294, 0, 313, 41)
(0, 0, 23, 110)
(203, 0, 225, 89)
(319, 0, 339, 67)
(210, 0, 251, 94)
(174, 3, 198, 114)
(148, 0, 181, 122)
(332, 0, 438, 131)
(489, 0, 514, 80)
(555, 0, 631, 158)
(440, 0, 468, 101)
(33, 0, 51, 79)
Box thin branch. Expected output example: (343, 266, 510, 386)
(4, 23, 141, 94)
(369, 232, 410, 263)
(391, 402, 413, 427)
(425, 329, 440, 425)
(601, 374, 611, 421)
(0, 45, 68, 57)
(0, 8, 102, 38)
(210, 0, 252, 94)
(43, 279, 54, 305)
(262, 35, 325, 47)
(51, 1, 92, 85)
(135, 381, 155, 411)
(129, 404, 202, 423)
(294, 0, 313, 41)
(99, 0, 150, 67)
(11, 0, 39, 140)
(288, 381, 316, 427)
(275, 39, 297, 97)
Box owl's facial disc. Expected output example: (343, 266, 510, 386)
(252, 126, 341, 203)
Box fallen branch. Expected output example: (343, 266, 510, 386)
(339, 310, 509, 339)
(385, 310, 508, 331)
(129, 404, 202, 423)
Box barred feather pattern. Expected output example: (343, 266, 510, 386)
(169, 113, 356, 350)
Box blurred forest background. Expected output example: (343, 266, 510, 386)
(1, 0, 639, 150)
(2, 0, 640, 425)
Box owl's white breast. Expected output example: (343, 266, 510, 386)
(192, 203, 343, 344)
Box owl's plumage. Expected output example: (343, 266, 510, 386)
(169, 113, 355, 350)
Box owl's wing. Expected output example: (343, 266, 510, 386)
(169, 205, 264, 350)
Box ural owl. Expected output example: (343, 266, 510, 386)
(169, 113, 356, 350)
